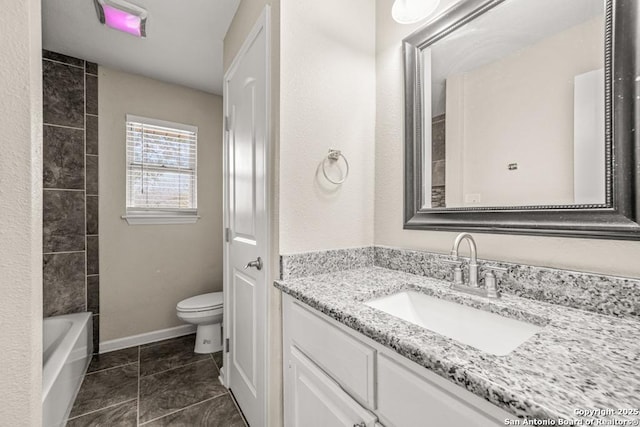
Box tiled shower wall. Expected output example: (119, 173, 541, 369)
(431, 114, 446, 208)
(42, 50, 100, 352)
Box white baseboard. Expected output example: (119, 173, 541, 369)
(99, 324, 197, 354)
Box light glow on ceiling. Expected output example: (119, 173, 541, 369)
(392, 0, 441, 24)
(95, 0, 147, 37)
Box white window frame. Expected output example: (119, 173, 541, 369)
(122, 114, 200, 225)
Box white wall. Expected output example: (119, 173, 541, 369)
(0, 0, 43, 424)
(279, 0, 376, 254)
(375, 0, 640, 278)
(445, 18, 603, 207)
(99, 67, 223, 342)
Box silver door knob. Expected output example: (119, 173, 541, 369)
(244, 257, 263, 271)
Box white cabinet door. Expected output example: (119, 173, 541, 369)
(377, 353, 506, 427)
(286, 346, 377, 427)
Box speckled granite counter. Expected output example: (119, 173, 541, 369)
(275, 267, 640, 422)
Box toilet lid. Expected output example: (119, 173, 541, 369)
(177, 292, 224, 312)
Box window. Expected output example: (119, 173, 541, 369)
(124, 115, 199, 224)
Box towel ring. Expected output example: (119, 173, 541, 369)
(322, 149, 350, 185)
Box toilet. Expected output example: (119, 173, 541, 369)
(176, 292, 223, 354)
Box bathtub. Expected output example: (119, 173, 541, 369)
(43, 313, 93, 427)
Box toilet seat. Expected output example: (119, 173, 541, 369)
(177, 307, 223, 321)
(176, 292, 223, 313)
(176, 292, 224, 353)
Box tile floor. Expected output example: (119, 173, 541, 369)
(65, 335, 247, 426)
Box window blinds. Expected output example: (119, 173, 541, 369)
(126, 115, 198, 213)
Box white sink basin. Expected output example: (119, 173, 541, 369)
(365, 291, 543, 356)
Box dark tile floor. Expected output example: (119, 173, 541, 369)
(65, 335, 247, 426)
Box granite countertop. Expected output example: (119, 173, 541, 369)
(275, 267, 640, 422)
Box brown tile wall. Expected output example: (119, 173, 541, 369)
(431, 114, 446, 208)
(431, 185, 446, 208)
(42, 50, 100, 352)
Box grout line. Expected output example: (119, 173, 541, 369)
(43, 250, 85, 255)
(137, 345, 141, 426)
(86, 113, 98, 118)
(84, 67, 88, 317)
(85, 361, 138, 376)
(43, 57, 84, 69)
(43, 122, 84, 131)
(139, 358, 212, 379)
(87, 274, 99, 278)
(86, 153, 99, 157)
(84, 59, 97, 70)
(138, 392, 228, 426)
(43, 188, 84, 192)
(139, 334, 194, 350)
(66, 398, 137, 421)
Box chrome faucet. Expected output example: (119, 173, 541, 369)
(448, 233, 499, 298)
(450, 233, 479, 287)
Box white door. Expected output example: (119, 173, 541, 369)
(223, 7, 270, 427)
(287, 347, 378, 427)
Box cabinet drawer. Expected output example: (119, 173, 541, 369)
(377, 352, 508, 427)
(288, 299, 376, 408)
(287, 346, 378, 427)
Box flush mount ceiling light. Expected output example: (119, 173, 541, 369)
(392, 0, 440, 24)
(94, 0, 147, 38)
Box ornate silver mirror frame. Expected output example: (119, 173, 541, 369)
(403, 0, 640, 240)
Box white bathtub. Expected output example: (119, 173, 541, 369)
(43, 313, 93, 427)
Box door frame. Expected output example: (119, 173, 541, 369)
(222, 5, 272, 426)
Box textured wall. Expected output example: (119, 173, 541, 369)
(99, 67, 223, 343)
(0, 0, 43, 424)
(42, 50, 100, 352)
(374, 0, 640, 278)
(279, 0, 376, 254)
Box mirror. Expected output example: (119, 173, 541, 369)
(403, 0, 640, 239)
(426, 0, 605, 208)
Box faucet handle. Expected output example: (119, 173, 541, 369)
(485, 272, 499, 298)
(453, 265, 463, 285)
(482, 265, 507, 298)
(442, 258, 463, 284)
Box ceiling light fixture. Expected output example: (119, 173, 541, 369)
(94, 0, 147, 38)
(392, 0, 441, 24)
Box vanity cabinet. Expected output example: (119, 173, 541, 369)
(283, 294, 511, 427)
